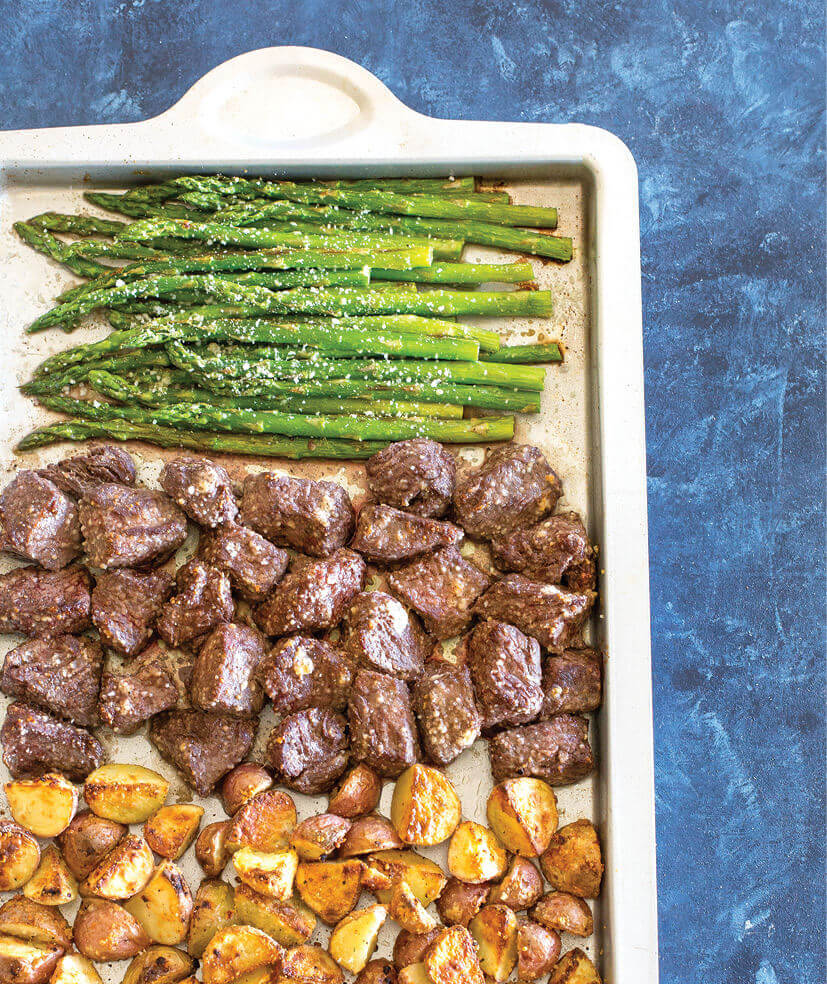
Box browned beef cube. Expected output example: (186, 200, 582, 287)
(80, 484, 187, 569)
(488, 715, 594, 785)
(240, 473, 355, 556)
(190, 622, 266, 718)
(98, 647, 179, 735)
(387, 546, 491, 640)
(266, 707, 349, 795)
(465, 619, 543, 729)
(0, 565, 91, 637)
(149, 709, 256, 796)
(156, 559, 234, 648)
(1, 702, 104, 779)
(452, 445, 562, 539)
(349, 504, 463, 564)
(253, 549, 366, 637)
(412, 662, 481, 765)
(198, 524, 288, 601)
(348, 670, 420, 777)
(341, 591, 429, 681)
(257, 636, 353, 714)
(0, 471, 81, 570)
(159, 456, 238, 529)
(137, 641, 195, 706)
(474, 575, 594, 653)
(38, 445, 136, 498)
(489, 512, 596, 592)
(539, 648, 603, 718)
(366, 439, 456, 518)
(1, 635, 102, 727)
(91, 568, 175, 657)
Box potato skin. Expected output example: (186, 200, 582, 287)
(392, 929, 441, 970)
(73, 899, 151, 961)
(340, 815, 404, 857)
(532, 892, 594, 936)
(0, 896, 73, 949)
(517, 921, 561, 980)
(548, 947, 602, 984)
(0, 935, 63, 984)
(540, 820, 603, 899)
(194, 821, 230, 878)
(57, 810, 127, 880)
(390, 765, 461, 847)
(356, 958, 398, 984)
(435, 879, 490, 927)
(291, 814, 351, 861)
(328, 764, 382, 818)
(486, 777, 558, 857)
(0, 821, 41, 891)
(220, 763, 273, 816)
(488, 856, 543, 911)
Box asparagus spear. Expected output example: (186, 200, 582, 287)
(22, 351, 174, 395)
(27, 212, 127, 236)
(14, 222, 108, 278)
(371, 261, 534, 285)
(481, 341, 563, 363)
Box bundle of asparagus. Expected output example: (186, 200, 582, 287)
(15, 175, 569, 459)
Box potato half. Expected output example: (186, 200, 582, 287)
(144, 805, 204, 861)
(328, 904, 387, 975)
(486, 778, 558, 857)
(4, 774, 78, 838)
(0, 821, 40, 892)
(22, 845, 78, 907)
(84, 765, 169, 825)
(124, 861, 193, 946)
(447, 822, 508, 884)
(390, 765, 461, 847)
(200, 925, 283, 984)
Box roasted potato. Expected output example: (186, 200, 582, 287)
(0, 896, 72, 949)
(517, 922, 561, 980)
(328, 904, 387, 975)
(295, 859, 364, 925)
(0, 821, 40, 891)
(233, 883, 315, 947)
(4, 774, 78, 838)
(220, 763, 274, 816)
(434, 878, 490, 927)
(447, 822, 508, 884)
(361, 863, 394, 894)
(122, 944, 196, 984)
(233, 847, 298, 901)
(548, 947, 602, 984)
(533, 892, 594, 936)
(84, 764, 169, 824)
(468, 904, 518, 982)
(73, 898, 151, 961)
(397, 965, 431, 984)
(488, 856, 543, 910)
(201, 925, 283, 984)
(540, 820, 603, 899)
(328, 764, 382, 818)
(290, 814, 351, 860)
(392, 929, 440, 970)
(388, 880, 438, 935)
(486, 777, 558, 858)
(356, 959, 398, 984)
(340, 815, 404, 858)
(280, 945, 343, 983)
(424, 926, 484, 984)
(57, 810, 127, 881)
(195, 822, 231, 878)
(390, 765, 461, 847)
(80, 834, 153, 901)
(368, 850, 447, 907)
(50, 953, 104, 984)
(186, 879, 234, 959)
(0, 935, 62, 984)
(22, 845, 78, 907)
(124, 861, 193, 946)
(225, 789, 297, 853)
(144, 805, 204, 860)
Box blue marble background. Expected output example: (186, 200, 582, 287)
(0, 2, 824, 981)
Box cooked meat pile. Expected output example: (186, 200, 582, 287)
(0, 440, 601, 792)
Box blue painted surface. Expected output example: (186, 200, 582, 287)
(0, 2, 823, 981)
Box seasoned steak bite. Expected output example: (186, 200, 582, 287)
(159, 456, 238, 529)
(387, 545, 491, 640)
(341, 591, 429, 681)
(253, 549, 366, 638)
(465, 619, 543, 729)
(38, 445, 136, 498)
(1, 702, 104, 780)
(488, 715, 594, 785)
(452, 444, 562, 538)
(474, 575, 594, 653)
(198, 524, 288, 601)
(98, 647, 179, 735)
(539, 648, 603, 718)
(413, 662, 481, 766)
(91, 568, 175, 657)
(0, 565, 91, 637)
(149, 709, 256, 796)
(79, 483, 187, 569)
(1, 635, 102, 727)
(366, 439, 456, 517)
(191, 622, 266, 718)
(156, 558, 234, 648)
(266, 707, 349, 795)
(0, 471, 81, 570)
(240, 472, 355, 556)
(257, 636, 353, 715)
(348, 669, 420, 777)
(349, 504, 463, 564)
(489, 512, 596, 591)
